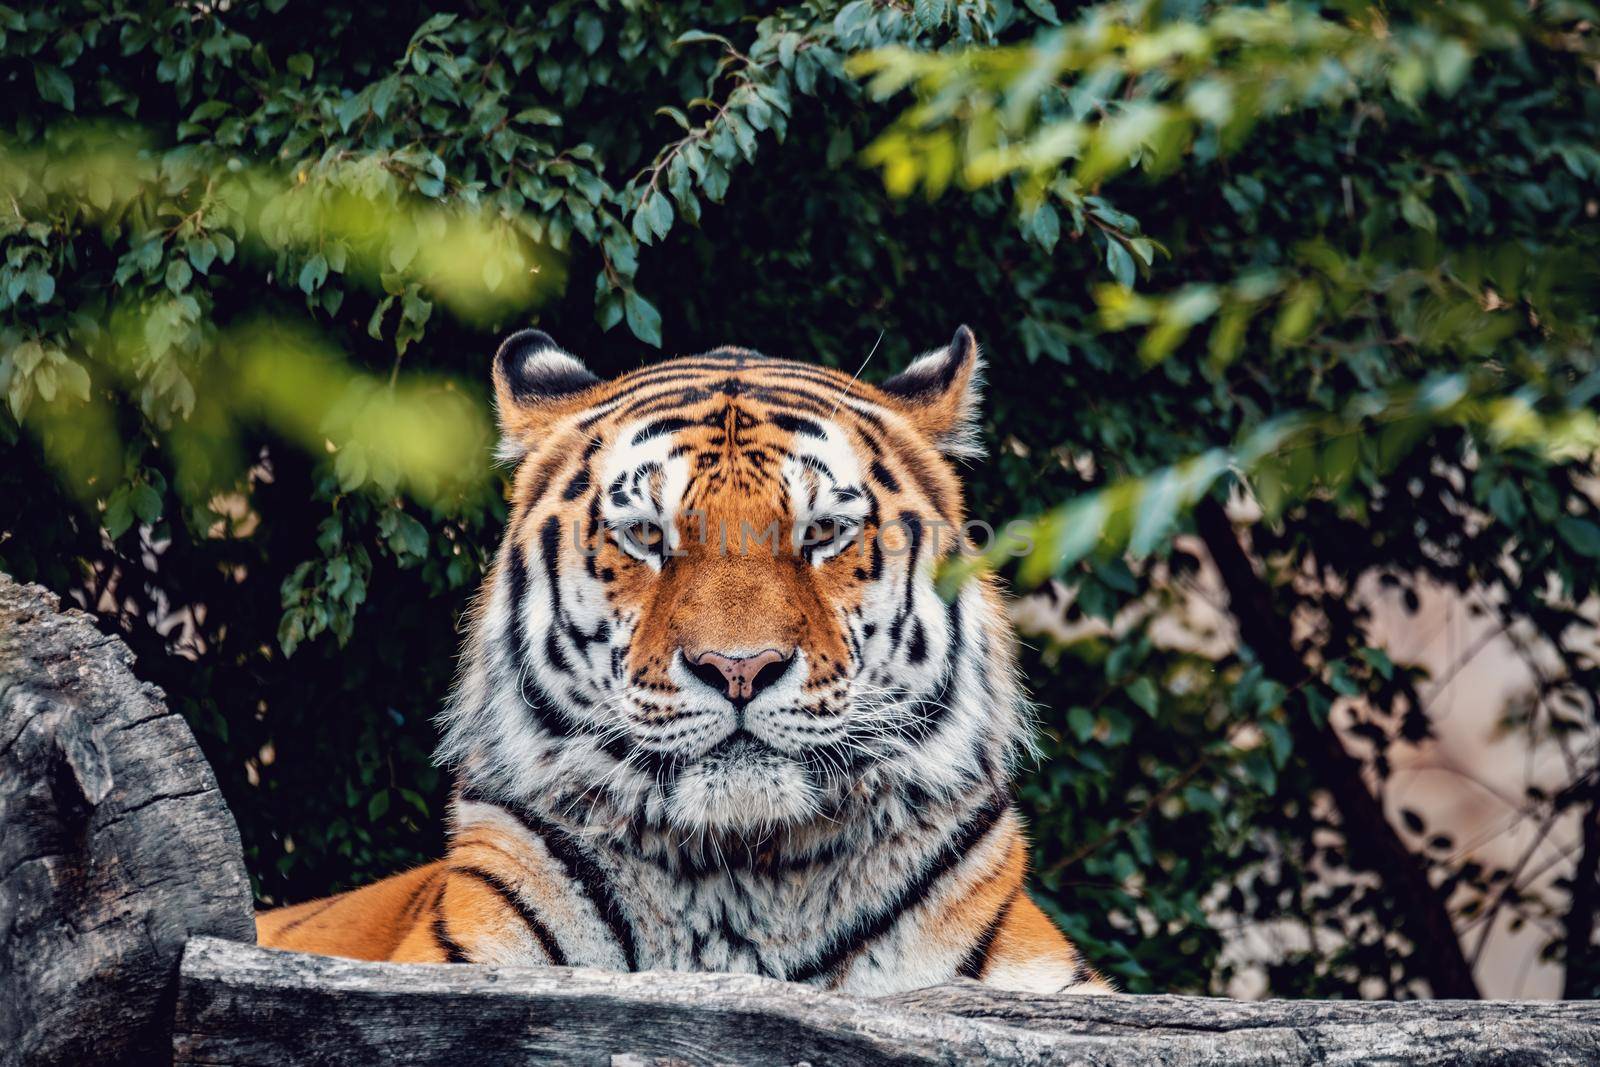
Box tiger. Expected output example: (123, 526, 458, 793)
(256, 325, 1113, 996)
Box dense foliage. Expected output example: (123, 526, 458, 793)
(3, 0, 1598, 997)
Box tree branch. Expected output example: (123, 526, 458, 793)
(1193, 497, 1481, 998)
(1562, 780, 1600, 999)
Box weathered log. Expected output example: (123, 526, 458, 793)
(6, 568, 1599, 1067)
(0, 574, 256, 1067)
(173, 937, 1600, 1066)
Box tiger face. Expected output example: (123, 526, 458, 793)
(439, 327, 1027, 840)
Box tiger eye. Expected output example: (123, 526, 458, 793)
(807, 521, 840, 544)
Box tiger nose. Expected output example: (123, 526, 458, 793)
(685, 648, 795, 705)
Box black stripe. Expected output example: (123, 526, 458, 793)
(451, 865, 568, 965)
(617, 379, 836, 422)
(716, 904, 771, 976)
(1063, 957, 1094, 989)
(632, 416, 695, 444)
(526, 449, 568, 508)
(432, 912, 471, 963)
(538, 514, 577, 675)
(271, 897, 340, 937)
(787, 792, 1011, 983)
(897, 593, 963, 743)
(618, 385, 717, 420)
(601, 356, 847, 392)
(503, 545, 531, 670)
(562, 466, 591, 500)
(957, 886, 1017, 979)
(504, 546, 575, 737)
(398, 870, 443, 925)
(577, 375, 717, 427)
(467, 794, 640, 970)
(906, 620, 928, 665)
(887, 512, 924, 650)
(770, 412, 826, 437)
(578, 360, 878, 425)
(503, 538, 641, 759)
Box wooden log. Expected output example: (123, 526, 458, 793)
(0, 574, 256, 1067)
(174, 937, 1600, 1066)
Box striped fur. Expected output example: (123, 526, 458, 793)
(257, 327, 1112, 995)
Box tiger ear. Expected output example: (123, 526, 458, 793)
(491, 329, 601, 458)
(878, 325, 985, 459)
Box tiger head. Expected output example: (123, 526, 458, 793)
(439, 327, 1028, 841)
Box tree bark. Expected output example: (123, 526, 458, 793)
(0, 574, 256, 1067)
(1562, 783, 1600, 999)
(1192, 498, 1481, 999)
(172, 936, 1600, 1066)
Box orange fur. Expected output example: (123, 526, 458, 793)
(257, 862, 447, 961)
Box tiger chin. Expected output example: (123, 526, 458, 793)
(257, 325, 1115, 996)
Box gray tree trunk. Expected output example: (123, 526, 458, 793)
(0, 574, 255, 1067)
(4, 570, 1598, 1067)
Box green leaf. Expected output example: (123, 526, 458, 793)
(1067, 705, 1096, 743)
(371, 77, 401, 120)
(1487, 479, 1525, 527)
(647, 193, 674, 240)
(1260, 719, 1293, 769)
(383, 510, 429, 560)
(188, 100, 228, 123)
(33, 62, 74, 110)
(1556, 517, 1600, 558)
(1241, 749, 1277, 795)
(368, 295, 395, 339)
(1127, 677, 1160, 717)
(1022, 0, 1061, 25)
(1328, 663, 1361, 697)
(326, 557, 353, 598)
(129, 484, 163, 525)
(24, 268, 54, 304)
(1357, 647, 1395, 680)
(1105, 239, 1136, 287)
(597, 292, 624, 332)
(410, 12, 457, 41)
(335, 447, 368, 491)
(575, 11, 604, 54)
(674, 29, 731, 48)
(104, 489, 134, 539)
(165, 258, 193, 294)
(33, 364, 56, 402)
(624, 289, 662, 347)
(57, 359, 91, 402)
(336, 89, 369, 133)
(298, 254, 328, 294)
(187, 237, 218, 274)
(913, 0, 948, 31)
(1400, 192, 1437, 234)
(368, 789, 390, 820)
(1253, 679, 1288, 714)
(1029, 203, 1060, 253)
(1128, 469, 1179, 557)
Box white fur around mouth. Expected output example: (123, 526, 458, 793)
(666, 737, 821, 833)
